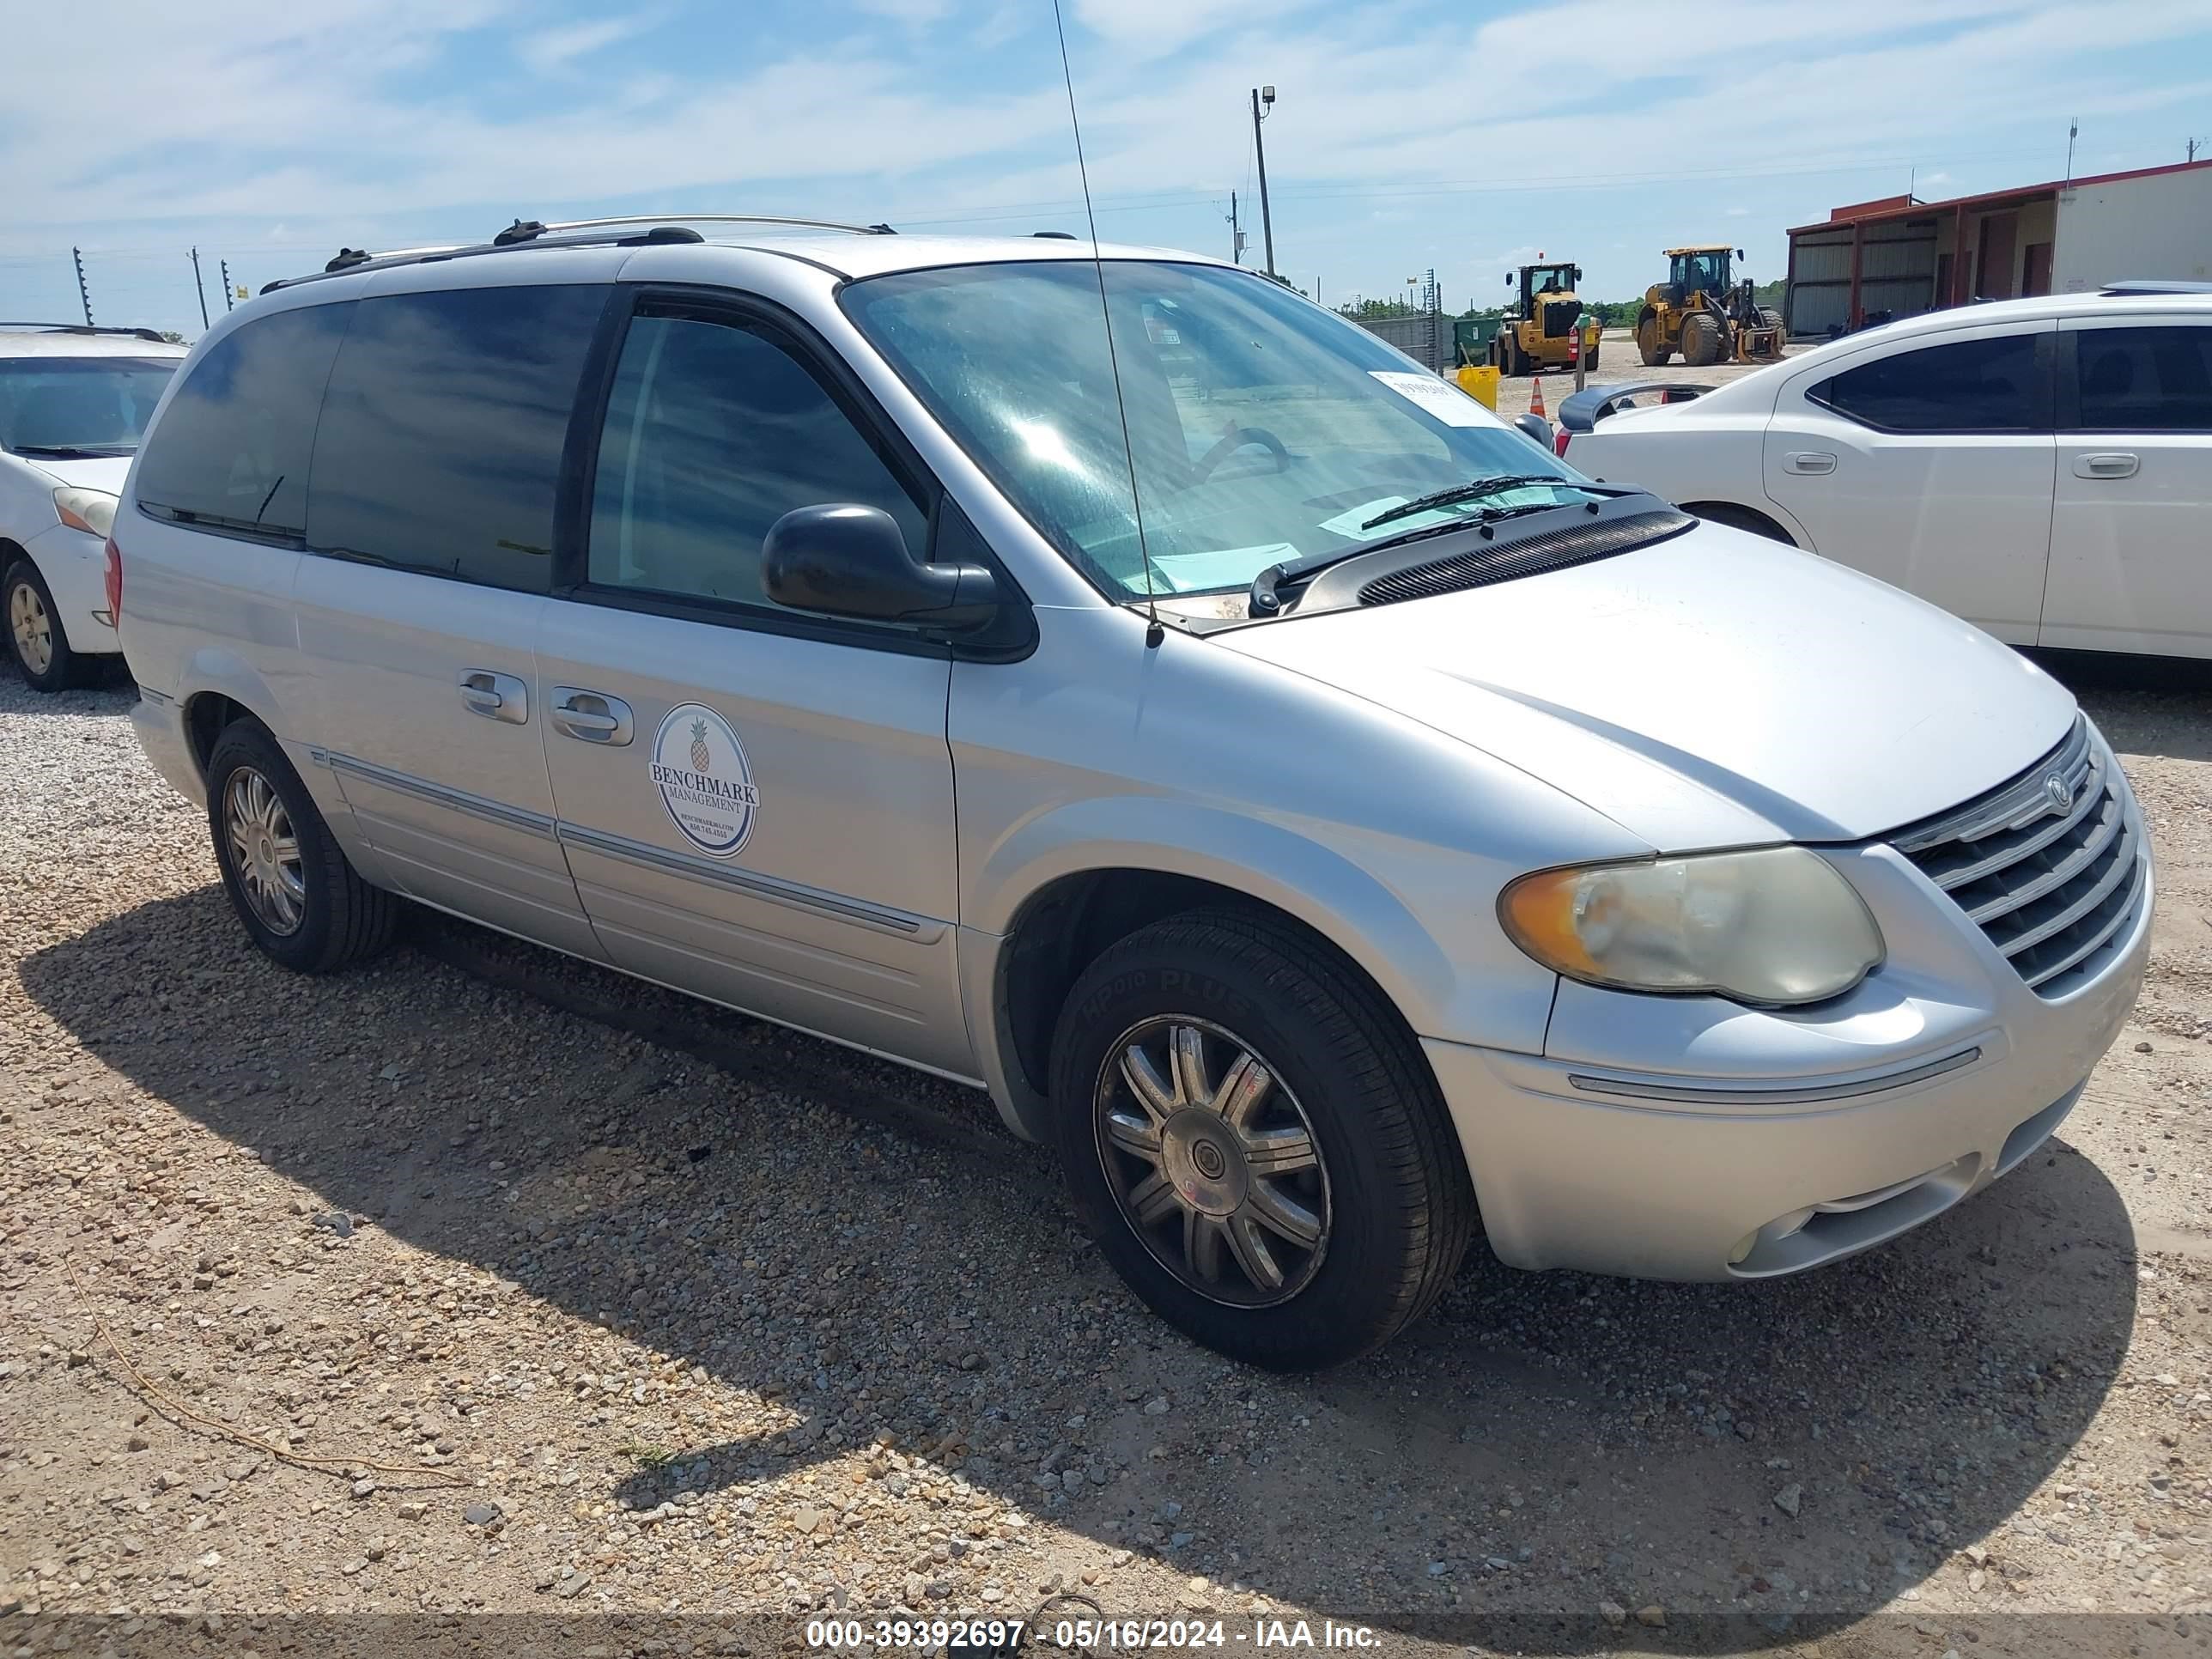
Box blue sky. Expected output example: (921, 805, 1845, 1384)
(4, 0, 2210, 338)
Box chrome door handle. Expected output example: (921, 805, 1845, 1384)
(2074, 452, 2139, 479)
(550, 687, 633, 745)
(1783, 452, 1837, 475)
(459, 670, 528, 725)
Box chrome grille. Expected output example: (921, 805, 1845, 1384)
(1891, 716, 2146, 997)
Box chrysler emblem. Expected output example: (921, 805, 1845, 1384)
(2045, 772, 2073, 815)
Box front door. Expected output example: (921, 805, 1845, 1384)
(535, 295, 973, 1077)
(2042, 317, 2212, 658)
(1762, 321, 2057, 644)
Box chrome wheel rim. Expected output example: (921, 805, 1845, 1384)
(9, 581, 52, 677)
(223, 767, 306, 936)
(1094, 1017, 1331, 1308)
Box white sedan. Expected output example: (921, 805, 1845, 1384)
(1559, 283, 2212, 659)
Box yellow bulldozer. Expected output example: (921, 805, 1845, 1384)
(1487, 260, 1592, 376)
(1635, 246, 1784, 368)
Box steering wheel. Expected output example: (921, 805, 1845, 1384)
(1190, 426, 1291, 483)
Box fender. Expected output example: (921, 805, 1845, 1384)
(174, 649, 351, 825)
(969, 793, 1554, 1057)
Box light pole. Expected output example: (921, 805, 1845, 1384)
(1250, 84, 1277, 277)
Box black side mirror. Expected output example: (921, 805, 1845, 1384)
(763, 504, 1001, 632)
(1512, 413, 1554, 453)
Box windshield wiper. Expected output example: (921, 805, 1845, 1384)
(14, 443, 134, 459)
(1249, 480, 1643, 616)
(1358, 474, 1592, 532)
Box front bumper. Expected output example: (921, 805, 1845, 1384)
(1430, 830, 2153, 1282)
(22, 523, 120, 657)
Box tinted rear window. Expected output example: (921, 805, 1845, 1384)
(307, 285, 607, 591)
(1810, 333, 2042, 433)
(135, 305, 353, 536)
(2074, 325, 2212, 431)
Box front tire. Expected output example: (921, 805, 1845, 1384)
(1050, 910, 1474, 1370)
(1681, 310, 1723, 367)
(206, 719, 397, 974)
(4, 559, 88, 693)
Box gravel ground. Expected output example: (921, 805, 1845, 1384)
(2, 659, 2209, 1659)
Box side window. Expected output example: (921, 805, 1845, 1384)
(1810, 334, 2041, 433)
(307, 284, 607, 592)
(586, 313, 927, 609)
(2072, 326, 2212, 432)
(134, 303, 353, 537)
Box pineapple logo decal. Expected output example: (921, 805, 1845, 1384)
(650, 702, 758, 858)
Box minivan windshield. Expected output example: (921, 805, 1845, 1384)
(842, 260, 1589, 605)
(0, 356, 179, 458)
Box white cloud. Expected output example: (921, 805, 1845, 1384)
(5, 0, 2212, 331)
(518, 16, 657, 73)
(1073, 0, 1320, 58)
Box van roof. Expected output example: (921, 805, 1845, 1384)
(263, 222, 1237, 295)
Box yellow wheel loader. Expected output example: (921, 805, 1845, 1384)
(1634, 246, 1784, 368)
(1488, 261, 1593, 377)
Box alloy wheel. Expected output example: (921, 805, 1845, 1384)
(223, 766, 307, 936)
(1093, 1017, 1332, 1307)
(9, 580, 52, 678)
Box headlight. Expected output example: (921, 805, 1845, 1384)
(53, 486, 118, 538)
(1499, 846, 1884, 1006)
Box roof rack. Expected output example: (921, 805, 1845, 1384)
(0, 320, 169, 343)
(2100, 279, 2212, 296)
(263, 212, 896, 296)
(501, 213, 896, 241)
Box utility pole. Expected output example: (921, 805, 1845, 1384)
(2191, 137, 2204, 163)
(1250, 85, 1277, 277)
(71, 247, 93, 326)
(220, 258, 235, 312)
(1225, 191, 1244, 264)
(2065, 118, 2079, 184)
(189, 246, 210, 331)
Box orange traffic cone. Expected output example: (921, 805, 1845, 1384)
(1528, 374, 1547, 421)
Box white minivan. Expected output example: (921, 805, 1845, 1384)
(118, 218, 2150, 1367)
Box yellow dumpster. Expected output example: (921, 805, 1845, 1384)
(1455, 363, 1500, 410)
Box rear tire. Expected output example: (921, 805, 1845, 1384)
(1049, 909, 1475, 1370)
(4, 559, 90, 693)
(205, 718, 397, 974)
(1636, 318, 1669, 367)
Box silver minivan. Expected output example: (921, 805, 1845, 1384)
(118, 217, 2151, 1367)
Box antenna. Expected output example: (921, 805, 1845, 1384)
(1048, 0, 1162, 647)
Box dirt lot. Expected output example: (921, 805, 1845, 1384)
(2, 656, 2209, 1659)
(1486, 330, 1807, 423)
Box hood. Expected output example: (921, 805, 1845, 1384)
(18, 453, 133, 494)
(1214, 523, 2075, 850)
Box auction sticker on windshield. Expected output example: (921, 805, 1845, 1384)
(651, 703, 759, 858)
(1369, 369, 1490, 426)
